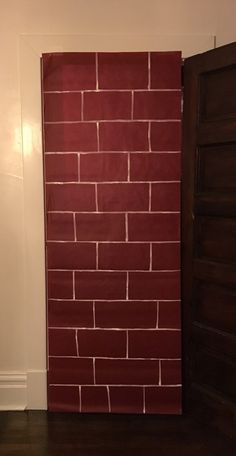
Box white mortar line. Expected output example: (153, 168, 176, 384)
(93, 358, 96, 384)
(44, 89, 181, 94)
(75, 330, 79, 356)
(148, 122, 151, 151)
(159, 360, 162, 385)
(96, 121, 100, 151)
(49, 328, 180, 332)
(149, 183, 152, 211)
(81, 92, 84, 121)
(44, 119, 181, 124)
(125, 213, 128, 241)
(107, 386, 111, 412)
(93, 301, 96, 328)
(156, 301, 159, 329)
(73, 213, 76, 241)
(127, 153, 130, 182)
(131, 90, 134, 119)
(95, 184, 98, 211)
(72, 271, 75, 299)
(148, 52, 151, 89)
(149, 244, 152, 271)
(126, 272, 129, 300)
(96, 243, 99, 269)
(95, 53, 99, 90)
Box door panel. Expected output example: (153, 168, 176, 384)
(193, 281, 236, 334)
(183, 43, 236, 440)
(197, 143, 236, 192)
(194, 216, 236, 263)
(199, 65, 236, 121)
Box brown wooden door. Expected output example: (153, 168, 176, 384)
(182, 43, 236, 440)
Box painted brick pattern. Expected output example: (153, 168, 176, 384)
(42, 51, 182, 415)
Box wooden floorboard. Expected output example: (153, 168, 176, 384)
(0, 412, 235, 455)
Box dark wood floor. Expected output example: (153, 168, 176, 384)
(0, 411, 235, 456)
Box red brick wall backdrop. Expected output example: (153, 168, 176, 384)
(42, 52, 182, 414)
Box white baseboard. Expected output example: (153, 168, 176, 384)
(27, 370, 47, 410)
(0, 370, 47, 410)
(0, 372, 27, 410)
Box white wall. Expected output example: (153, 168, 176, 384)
(0, 0, 236, 410)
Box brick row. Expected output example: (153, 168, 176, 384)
(47, 213, 180, 242)
(48, 299, 181, 331)
(48, 328, 181, 359)
(44, 153, 181, 185)
(48, 300, 181, 330)
(47, 242, 180, 271)
(45, 183, 180, 213)
(43, 52, 181, 92)
(44, 91, 180, 122)
(48, 384, 181, 414)
(48, 271, 180, 300)
(44, 122, 181, 152)
(48, 357, 181, 387)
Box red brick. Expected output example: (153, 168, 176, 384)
(77, 330, 126, 357)
(128, 214, 180, 241)
(133, 91, 181, 120)
(152, 243, 180, 270)
(98, 53, 148, 89)
(81, 386, 109, 413)
(48, 386, 80, 412)
(75, 271, 126, 300)
(49, 329, 77, 356)
(151, 183, 180, 211)
(42, 53, 96, 91)
(48, 357, 94, 384)
(83, 91, 132, 120)
(145, 386, 182, 414)
(47, 242, 96, 270)
(44, 123, 97, 152)
(161, 360, 182, 385)
(48, 271, 73, 299)
(44, 154, 78, 182)
(98, 243, 150, 270)
(128, 329, 181, 358)
(159, 301, 181, 329)
(95, 301, 157, 329)
(130, 153, 181, 181)
(98, 183, 149, 212)
(80, 153, 128, 182)
(151, 122, 181, 151)
(48, 300, 93, 328)
(46, 184, 95, 211)
(44, 92, 81, 122)
(150, 52, 182, 89)
(129, 271, 180, 300)
(95, 359, 159, 385)
(46, 213, 74, 241)
(99, 122, 148, 151)
(75, 213, 125, 241)
(110, 387, 143, 413)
